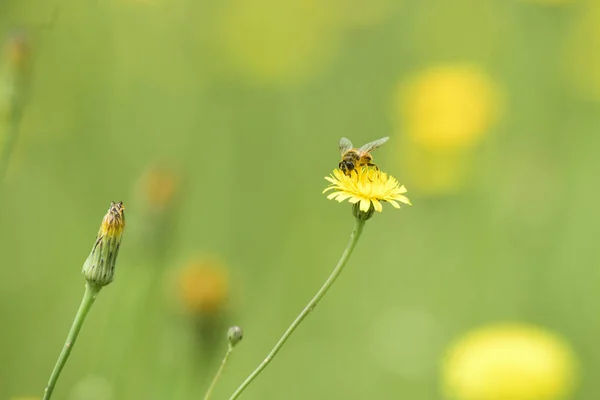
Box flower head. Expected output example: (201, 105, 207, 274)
(395, 64, 502, 150)
(178, 256, 230, 315)
(99, 201, 126, 238)
(136, 163, 181, 212)
(323, 167, 411, 214)
(82, 202, 126, 287)
(443, 323, 578, 400)
(3, 31, 31, 73)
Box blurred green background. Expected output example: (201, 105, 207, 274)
(1, 0, 599, 399)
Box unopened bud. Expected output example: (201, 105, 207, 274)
(82, 202, 126, 287)
(227, 326, 243, 348)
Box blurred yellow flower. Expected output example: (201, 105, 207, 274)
(178, 257, 230, 315)
(443, 323, 577, 400)
(136, 163, 181, 211)
(216, 0, 342, 85)
(565, 3, 600, 99)
(395, 65, 502, 150)
(324, 167, 411, 212)
(3, 31, 31, 74)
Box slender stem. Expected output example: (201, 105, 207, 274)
(228, 218, 366, 400)
(204, 345, 234, 400)
(0, 106, 23, 188)
(42, 282, 102, 400)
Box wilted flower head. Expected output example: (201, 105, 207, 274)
(443, 323, 577, 400)
(324, 167, 411, 217)
(82, 202, 126, 287)
(178, 256, 230, 315)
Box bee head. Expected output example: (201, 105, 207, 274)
(339, 160, 355, 173)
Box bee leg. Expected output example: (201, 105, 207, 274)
(366, 163, 379, 170)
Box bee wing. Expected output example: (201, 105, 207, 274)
(358, 136, 389, 153)
(339, 137, 354, 155)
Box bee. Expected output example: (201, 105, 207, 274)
(338, 136, 389, 175)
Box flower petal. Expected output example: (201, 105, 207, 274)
(360, 198, 371, 212)
(396, 195, 411, 205)
(388, 199, 401, 209)
(371, 198, 383, 212)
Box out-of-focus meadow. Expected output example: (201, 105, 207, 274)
(1, 0, 600, 399)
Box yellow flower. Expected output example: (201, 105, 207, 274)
(136, 163, 181, 211)
(3, 31, 31, 74)
(323, 167, 411, 212)
(395, 64, 502, 150)
(443, 323, 578, 400)
(178, 256, 230, 315)
(99, 201, 126, 237)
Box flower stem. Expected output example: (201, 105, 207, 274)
(228, 218, 366, 400)
(0, 107, 23, 189)
(42, 282, 102, 400)
(204, 345, 234, 400)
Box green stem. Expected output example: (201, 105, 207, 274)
(228, 218, 366, 400)
(204, 345, 234, 400)
(0, 106, 23, 188)
(42, 281, 102, 400)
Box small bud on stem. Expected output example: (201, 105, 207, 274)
(227, 326, 243, 349)
(42, 202, 126, 400)
(82, 202, 125, 286)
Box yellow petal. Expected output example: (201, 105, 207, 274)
(360, 198, 371, 212)
(371, 198, 383, 212)
(334, 192, 353, 202)
(396, 195, 411, 205)
(388, 199, 401, 209)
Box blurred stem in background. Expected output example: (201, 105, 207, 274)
(228, 217, 366, 400)
(203, 326, 243, 400)
(0, 7, 59, 191)
(107, 165, 182, 400)
(0, 31, 30, 190)
(0, 103, 23, 186)
(42, 202, 126, 400)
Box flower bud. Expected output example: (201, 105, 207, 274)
(82, 202, 126, 287)
(227, 326, 243, 348)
